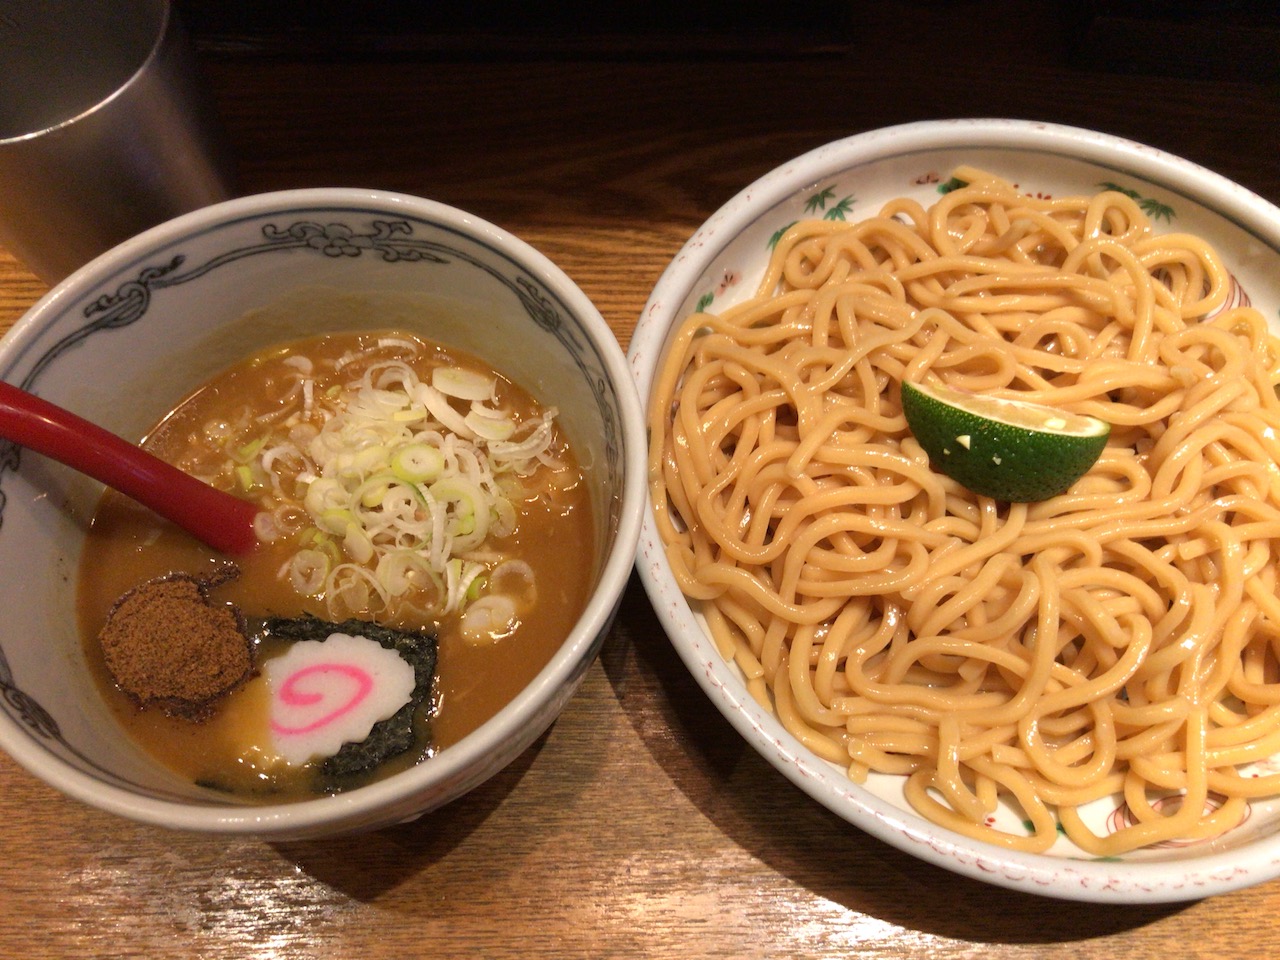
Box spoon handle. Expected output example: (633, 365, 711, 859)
(0, 380, 258, 555)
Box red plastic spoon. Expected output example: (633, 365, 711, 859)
(0, 380, 259, 555)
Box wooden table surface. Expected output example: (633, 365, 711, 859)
(3, 4, 1280, 957)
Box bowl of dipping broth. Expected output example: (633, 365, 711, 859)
(629, 119, 1280, 902)
(0, 188, 645, 838)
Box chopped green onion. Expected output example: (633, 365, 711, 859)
(318, 507, 355, 535)
(233, 436, 268, 464)
(226, 336, 564, 624)
(342, 520, 375, 564)
(391, 443, 445, 484)
(433, 367, 495, 401)
(465, 409, 516, 441)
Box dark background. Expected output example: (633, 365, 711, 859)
(176, 0, 1279, 80)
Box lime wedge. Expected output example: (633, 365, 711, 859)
(900, 380, 1110, 502)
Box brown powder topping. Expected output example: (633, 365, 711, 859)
(98, 569, 254, 720)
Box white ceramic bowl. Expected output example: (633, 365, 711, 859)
(0, 187, 646, 838)
(629, 119, 1280, 902)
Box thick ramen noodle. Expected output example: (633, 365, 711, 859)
(648, 167, 1280, 855)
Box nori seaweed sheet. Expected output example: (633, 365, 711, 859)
(259, 615, 437, 791)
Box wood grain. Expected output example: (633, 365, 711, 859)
(3, 5, 1280, 956)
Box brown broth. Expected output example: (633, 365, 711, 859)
(76, 331, 593, 800)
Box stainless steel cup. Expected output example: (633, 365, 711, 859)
(0, 0, 235, 284)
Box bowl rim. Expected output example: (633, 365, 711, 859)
(629, 118, 1280, 902)
(0, 186, 648, 836)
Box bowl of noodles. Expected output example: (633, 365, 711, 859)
(0, 187, 646, 837)
(629, 119, 1280, 901)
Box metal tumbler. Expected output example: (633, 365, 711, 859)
(0, 0, 235, 285)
